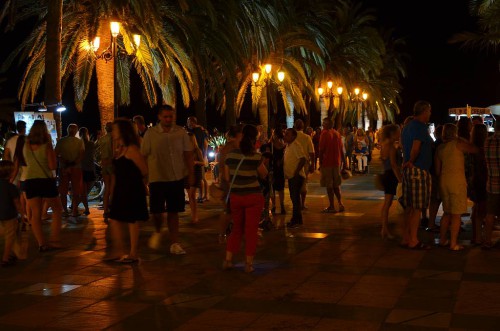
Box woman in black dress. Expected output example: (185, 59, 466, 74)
(108, 119, 149, 263)
(270, 124, 286, 214)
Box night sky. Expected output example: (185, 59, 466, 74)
(1, 0, 499, 134)
(366, 0, 500, 124)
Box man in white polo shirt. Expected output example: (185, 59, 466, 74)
(142, 105, 194, 255)
(293, 119, 315, 210)
(284, 128, 307, 228)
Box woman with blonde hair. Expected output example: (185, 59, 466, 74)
(435, 123, 478, 251)
(379, 124, 402, 239)
(23, 120, 63, 251)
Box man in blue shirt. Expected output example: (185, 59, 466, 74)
(401, 100, 433, 250)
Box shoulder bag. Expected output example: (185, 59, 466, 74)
(225, 156, 245, 204)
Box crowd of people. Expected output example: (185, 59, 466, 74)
(0, 101, 499, 272)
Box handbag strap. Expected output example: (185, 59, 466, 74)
(225, 156, 245, 203)
(30, 145, 53, 179)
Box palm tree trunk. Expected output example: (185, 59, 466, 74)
(258, 87, 269, 139)
(195, 80, 207, 127)
(95, 20, 115, 132)
(225, 86, 236, 130)
(44, 0, 62, 138)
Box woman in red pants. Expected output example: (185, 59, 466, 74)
(223, 124, 268, 273)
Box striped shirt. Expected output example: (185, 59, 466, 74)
(224, 149, 263, 195)
(485, 133, 500, 194)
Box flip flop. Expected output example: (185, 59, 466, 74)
(408, 241, 431, 250)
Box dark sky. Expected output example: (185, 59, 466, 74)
(1, 0, 499, 133)
(365, 0, 500, 124)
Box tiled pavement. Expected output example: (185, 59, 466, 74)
(1, 150, 500, 330)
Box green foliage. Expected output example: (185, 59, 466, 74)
(0, 0, 407, 127)
(207, 128, 226, 149)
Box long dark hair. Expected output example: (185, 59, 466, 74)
(240, 124, 258, 156)
(457, 117, 471, 140)
(113, 118, 140, 147)
(471, 123, 487, 148)
(14, 135, 26, 166)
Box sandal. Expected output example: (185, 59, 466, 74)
(321, 207, 337, 214)
(408, 241, 431, 250)
(338, 204, 345, 212)
(450, 245, 465, 251)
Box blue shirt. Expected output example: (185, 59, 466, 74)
(402, 120, 433, 171)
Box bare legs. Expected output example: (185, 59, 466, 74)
(102, 173, 112, 219)
(26, 196, 62, 248)
(152, 212, 180, 244)
(109, 219, 140, 259)
(439, 213, 462, 249)
(471, 201, 486, 243)
(403, 207, 421, 247)
(381, 194, 395, 239)
(333, 186, 344, 210)
(187, 187, 199, 223)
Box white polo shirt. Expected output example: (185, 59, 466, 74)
(295, 130, 314, 161)
(141, 124, 193, 183)
(284, 140, 307, 179)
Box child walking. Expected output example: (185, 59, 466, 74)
(0, 160, 22, 267)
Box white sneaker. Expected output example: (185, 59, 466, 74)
(148, 232, 162, 250)
(170, 243, 186, 255)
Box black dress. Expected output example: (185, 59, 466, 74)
(272, 145, 285, 191)
(109, 156, 149, 223)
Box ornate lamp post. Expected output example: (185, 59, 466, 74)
(318, 82, 343, 126)
(351, 88, 368, 129)
(252, 64, 285, 138)
(91, 22, 141, 119)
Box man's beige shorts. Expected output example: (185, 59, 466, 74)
(320, 166, 341, 188)
(440, 184, 467, 215)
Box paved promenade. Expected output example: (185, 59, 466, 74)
(1, 150, 499, 330)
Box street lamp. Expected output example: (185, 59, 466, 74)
(92, 21, 141, 119)
(318, 82, 344, 124)
(351, 88, 368, 129)
(252, 64, 285, 138)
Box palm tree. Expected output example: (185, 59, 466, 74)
(45, 0, 63, 138)
(449, 0, 500, 50)
(1, 0, 198, 131)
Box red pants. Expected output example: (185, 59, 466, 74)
(226, 193, 264, 256)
